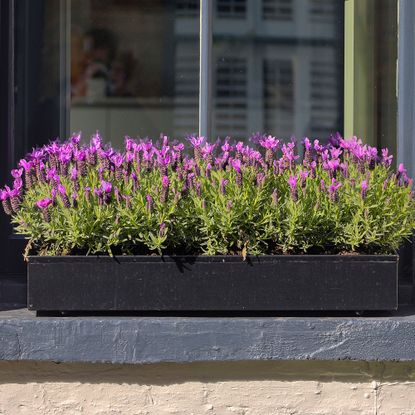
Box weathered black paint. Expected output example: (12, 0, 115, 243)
(28, 255, 398, 312)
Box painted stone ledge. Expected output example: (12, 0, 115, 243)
(1, 308, 415, 364)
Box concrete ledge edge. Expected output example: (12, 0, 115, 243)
(0, 309, 415, 364)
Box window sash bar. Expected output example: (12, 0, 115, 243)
(199, 0, 212, 139)
(59, 0, 71, 139)
(397, 0, 415, 178)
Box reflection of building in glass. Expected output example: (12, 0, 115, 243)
(175, 0, 343, 140)
(69, 0, 342, 143)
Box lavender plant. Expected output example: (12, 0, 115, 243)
(1, 132, 414, 256)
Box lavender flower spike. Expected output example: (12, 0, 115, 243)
(220, 179, 228, 195)
(146, 194, 153, 212)
(361, 180, 368, 199)
(328, 178, 342, 202)
(0, 189, 12, 215)
(161, 175, 170, 203)
(36, 198, 53, 222)
(58, 184, 71, 208)
(101, 180, 112, 193)
(36, 198, 52, 209)
(231, 159, 243, 186)
(288, 175, 298, 201)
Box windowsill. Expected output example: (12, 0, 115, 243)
(1, 307, 415, 363)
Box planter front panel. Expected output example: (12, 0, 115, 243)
(27, 255, 398, 312)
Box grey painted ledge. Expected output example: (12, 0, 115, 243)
(1, 308, 415, 364)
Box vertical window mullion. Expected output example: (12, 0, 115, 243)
(59, 0, 71, 139)
(199, 0, 212, 139)
(398, 0, 415, 177)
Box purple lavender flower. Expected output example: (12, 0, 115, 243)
(288, 175, 298, 201)
(8, 183, 22, 213)
(46, 168, 57, 182)
(188, 135, 204, 163)
(70, 133, 81, 150)
(0, 189, 12, 215)
(231, 159, 241, 173)
(93, 188, 104, 205)
(160, 175, 170, 203)
(259, 135, 279, 150)
(122, 194, 132, 209)
(302, 138, 313, 168)
(226, 200, 233, 210)
(326, 159, 340, 174)
(330, 148, 342, 159)
(281, 143, 299, 170)
(205, 163, 212, 178)
(13, 177, 23, 191)
(367, 146, 378, 169)
(101, 180, 112, 193)
(70, 167, 78, 181)
(71, 192, 78, 207)
(397, 163, 409, 186)
(11, 169, 23, 179)
(310, 160, 317, 178)
(361, 180, 368, 199)
(220, 179, 228, 195)
(162, 175, 170, 188)
(35, 162, 45, 183)
(52, 174, 61, 190)
(86, 148, 97, 166)
(381, 148, 393, 167)
(231, 159, 242, 186)
(249, 132, 266, 145)
(328, 132, 342, 148)
(201, 142, 216, 165)
(36, 198, 52, 222)
(58, 184, 71, 208)
(91, 132, 102, 150)
(299, 170, 309, 188)
(221, 138, 233, 153)
(36, 198, 52, 209)
(159, 222, 167, 237)
(173, 143, 184, 165)
(114, 187, 121, 203)
(328, 178, 342, 202)
(125, 136, 135, 152)
(19, 159, 34, 189)
(340, 162, 349, 178)
(256, 172, 265, 188)
(259, 135, 279, 167)
(271, 188, 278, 205)
(194, 181, 201, 197)
(398, 163, 407, 175)
(58, 149, 72, 176)
(157, 152, 171, 176)
(146, 194, 153, 212)
(84, 187, 91, 202)
(313, 139, 325, 153)
(235, 141, 244, 160)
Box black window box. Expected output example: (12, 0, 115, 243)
(27, 255, 398, 313)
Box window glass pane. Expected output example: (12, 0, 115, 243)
(13, 0, 62, 167)
(211, 0, 344, 140)
(70, 0, 199, 147)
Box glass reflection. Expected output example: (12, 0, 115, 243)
(70, 0, 199, 146)
(212, 0, 344, 140)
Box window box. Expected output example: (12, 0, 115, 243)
(27, 255, 398, 313)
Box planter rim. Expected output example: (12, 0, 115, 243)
(28, 254, 399, 263)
